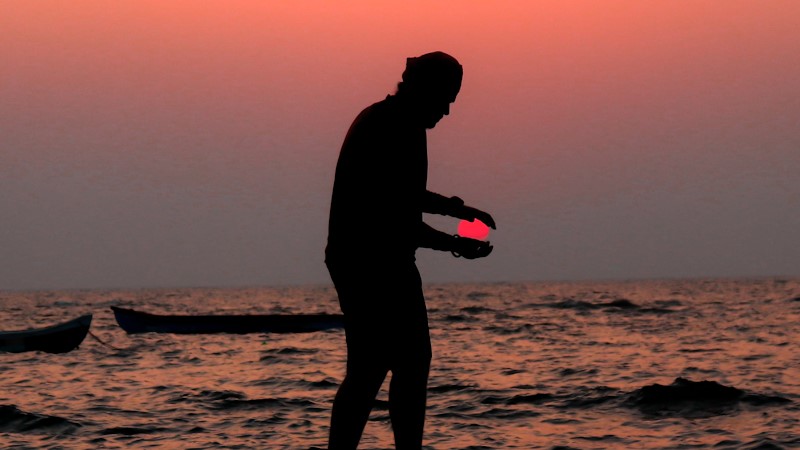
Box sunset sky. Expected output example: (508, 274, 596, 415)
(2, 1, 798, 290)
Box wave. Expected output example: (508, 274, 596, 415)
(547, 298, 637, 309)
(262, 347, 318, 355)
(443, 314, 481, 323)
(466, 291, 492, 300)
(542, 298, 674, 313)
(100, 426, 167, 435)
(624, 377, 791, 416)
(741, 437, 797, 450)
(305, 378, 338, 389)
(429, 383, 478, 394)
(628, 377, 743, 404)
(460, 305, 496, 314)
(0, 404, 82, 433)
(559, 367, 599, 377)
(481, 393, 553, 406)
(169, 388, 317, 411)
(435, 378, 791, 422)
(212, 397, 315, 411)
(468, 386, 618, 412)
(481, 323, 537, 335)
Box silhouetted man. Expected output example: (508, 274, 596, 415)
(325, 51, 495, 449)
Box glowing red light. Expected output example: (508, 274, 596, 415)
(457, 219, 490, 240)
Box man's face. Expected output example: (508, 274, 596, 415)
(420, 87, 459, 129)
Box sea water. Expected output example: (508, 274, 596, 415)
(1, 278, 798, 449)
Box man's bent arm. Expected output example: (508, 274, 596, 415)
(417, 222, 494, 259)
(417, 221, 457, 251)
(423, 191, 497, 229)
(422, 191, 463, 217)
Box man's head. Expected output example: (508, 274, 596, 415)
(397, 51, 463, 128)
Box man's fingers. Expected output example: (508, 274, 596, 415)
(460, 241, 493, 259)
(482, 214, 497, 229)
(468, 208, 495, 229)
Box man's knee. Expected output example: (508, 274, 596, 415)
(393, 349, 431, 377)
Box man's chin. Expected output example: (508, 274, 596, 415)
(425, 118, 442, 129)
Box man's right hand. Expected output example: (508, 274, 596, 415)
(451, 235, 493, 259)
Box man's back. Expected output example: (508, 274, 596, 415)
(326, 95, 428, 265)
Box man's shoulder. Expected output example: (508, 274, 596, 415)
(354, 96, 395, 123)
(343, 95, 416, 146)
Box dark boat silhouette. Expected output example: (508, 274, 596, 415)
(111, 306, 344, 334)
(0, 314, 92, 354)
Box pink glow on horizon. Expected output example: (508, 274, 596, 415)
(1, 1, 799, 289)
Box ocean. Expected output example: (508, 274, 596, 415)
(1, 278, 798, 449)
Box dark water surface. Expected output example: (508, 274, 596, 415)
(1, 278, 799, 449)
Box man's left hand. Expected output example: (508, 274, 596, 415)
(461, 205, 496, 230)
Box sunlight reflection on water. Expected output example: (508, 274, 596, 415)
(1, 278, 799, 449)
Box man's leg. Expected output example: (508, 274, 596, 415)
(328, 360, 387, 449)
(327, 262, 388, 449)
(388, 353, 431, 450)
(388, 263, 431, 450)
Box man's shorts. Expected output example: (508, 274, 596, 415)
(327, 260, 432, 370)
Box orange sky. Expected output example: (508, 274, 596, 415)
(2, 1, 799, 289)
